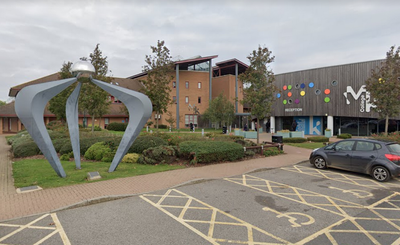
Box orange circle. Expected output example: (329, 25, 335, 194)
(324, 89, 330, 95)
(288, 92, 292, 97)
(283, 85, 287, 90)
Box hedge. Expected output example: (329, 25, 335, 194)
(307, 136, 329, 142)
(337, 133, 352, 139)
(138, 145, 177, 165)
(283, 137, 307, 143)
(13, 141, 40, 158)
(128, 136, 167, 154)
(106, 122, 128, 131)
(84, 142, 112, 161)
(179, 141, 244, 163)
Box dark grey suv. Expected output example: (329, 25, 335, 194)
(309, 138, 400, 182)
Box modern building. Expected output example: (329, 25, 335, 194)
(269, 59, 399, 136)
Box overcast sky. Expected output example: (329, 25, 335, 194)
(0, 0, 399, 102)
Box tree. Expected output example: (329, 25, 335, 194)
(0, 100, 6, 107)
(79, 44, 111, 132)
(202, 93, 235, 130)
(365, 45, 400, 136)
(141, 40, 175, 130)
(48, 61, 74, 122)
(239, 45, 277, 144)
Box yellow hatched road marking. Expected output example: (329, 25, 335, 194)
(0, 213, 71, 245)
(141, 189, 292, 245)
(225, 175, 400, 244)
(281, 165, 400, 189)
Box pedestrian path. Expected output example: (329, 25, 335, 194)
(0, 133, 313, 221)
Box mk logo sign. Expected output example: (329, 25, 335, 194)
(343, 85, 375, 113)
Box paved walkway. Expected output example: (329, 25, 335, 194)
(0, 133, 317, 221)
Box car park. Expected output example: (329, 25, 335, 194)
(309, 138, 400, 181)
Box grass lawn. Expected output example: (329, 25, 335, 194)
(12, 159, 184, 189)
(287, 142, 326, 150)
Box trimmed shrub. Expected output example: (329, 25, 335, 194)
(283, 137, 307, 143)
(59, 136, 122, 155)
(128, 136, 167, 154)
(60, 152, 73, 161)
(157, 124, 168, 129)
(234, 139, 257, 147)
(52, 138, 68, 152)
(337, 133, 352, 139)
(13, 141, 40, 158)
(107, 122, 128, 131)
(263, 147, 284, 157)
(138, 146, 177, 165)
(122, 153, 140, 163)
(307, 136, 329, 142)
(179, 141, 244, 163)
(84, 142, 111, 161)
(101, 150, 116, 162)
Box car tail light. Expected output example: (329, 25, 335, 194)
(385, 154, 400, 164)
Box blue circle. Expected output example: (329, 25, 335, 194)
(300, 83, 306, 89)
(276, 93, 281, 98)
(309, 82, 314, 88)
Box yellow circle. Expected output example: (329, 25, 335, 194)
(300, 91, 306, 96)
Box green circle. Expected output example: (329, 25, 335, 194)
(283, 100, 287, 104)
(288, 85, 292, 90)
(324, 97, 330, 103)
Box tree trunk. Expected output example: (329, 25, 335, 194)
(385, 114, 389, 136)
(256, 118, 260, 144)
(156, 111, 159, 130)
(91, 115, 95, 132)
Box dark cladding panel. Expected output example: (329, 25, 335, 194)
(273, 60, 387, 119)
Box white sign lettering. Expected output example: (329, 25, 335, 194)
(343, 85, 375, 112)
(285, 108, 303, 112)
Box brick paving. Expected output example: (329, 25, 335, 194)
(0, 133, 318, 221)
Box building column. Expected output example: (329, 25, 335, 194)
(327, 115, 334, 131)
(0, 117, 3, 135)
(270, 116, 275, 133)
(209, 60, 212, 104)
(235, 63, 238, 113)
(176, 64, 180, 129)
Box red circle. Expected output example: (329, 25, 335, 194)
(324, 89, 330, 95)
(288, 92, 292, 97)
(283, 85, 287, 90)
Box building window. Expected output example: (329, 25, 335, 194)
(185, 81, 189, 89)
(185, 114, 198, 127)
(173, 96, 176, 103)
(154, 114, 161, 119)
(198, 82, 201, 89)
(198, 97, 201, 104)
(173, 81, 176, 88)
(185, 96, 189, 103)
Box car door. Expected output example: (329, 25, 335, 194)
(326, 140, 355, 169)
(350, 141, 378, 173)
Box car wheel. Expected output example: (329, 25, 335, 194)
(371, 166, 390, 182)
(313, 156, 327, 169)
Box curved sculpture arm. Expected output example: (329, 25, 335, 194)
(90, 78, 152, 172)
(66, 82, 82, 169)
(15, 78, 77, 177)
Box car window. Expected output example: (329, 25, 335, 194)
(325, 143, 335, 150)
(374, 143, 382, 150)
(387, 143, 400, 153)
(335, 141, 355, 151)
(355, 141, 375, 151)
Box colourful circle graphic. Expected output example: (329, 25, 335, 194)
(324, 89, 330, 95)
(288, 85, 292, 90)
(283, 85, 287, 90)
(283, 100, 287, 104)
(295, 99, 300, 104)
(324, 97, 330, 103)
(277, 93, 281, 98)
(309, 82, 314, 88)
(300, 83, 306, 89)
(300, 91, 306, 96)
(288, 92, 292, 97)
